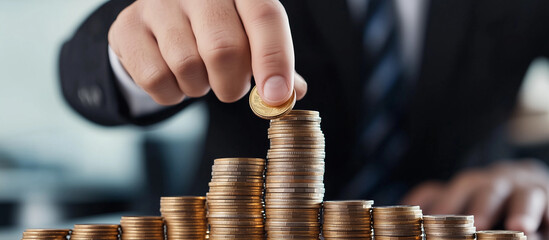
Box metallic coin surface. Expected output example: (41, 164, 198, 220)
(422, 215, 477, 240)
(70, 224, 120, 240)
(249, 86, 296, 119)
(207, 158, 266, 239)
(265, 110, 324, 239)
(476, 230, 526, 240)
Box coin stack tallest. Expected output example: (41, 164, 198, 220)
(265, 110, 325, 239)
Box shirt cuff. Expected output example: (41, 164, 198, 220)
(108, 45, 167, 117)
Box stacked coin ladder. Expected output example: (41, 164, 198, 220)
(21, 110, 527, 240)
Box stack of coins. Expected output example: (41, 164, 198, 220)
(372, 205, 423, 240)
(70, 224, 119, 240)
(265, 110, 325, 239)
(423, 215, 475, 240)
(21, 229, 70, 239)
(160, 196, 207, 239)
(477, 230, 527, 240)
(206, 158, 266, 239)
(120, 216, 164, 240)
(322, 200, 374, 239)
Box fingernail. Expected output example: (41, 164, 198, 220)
(263, 75, 289, 105)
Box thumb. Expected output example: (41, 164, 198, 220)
(235, 0, 294, 106)
(294, 71, 308, 101)
(256, 71, 307, 105)
(259, 74, 293, 106)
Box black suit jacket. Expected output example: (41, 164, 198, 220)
(59, 0, 549, 202)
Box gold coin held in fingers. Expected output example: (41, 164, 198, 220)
(249, 86, 296, 119)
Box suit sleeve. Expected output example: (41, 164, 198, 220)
(59, 0, 193, 126)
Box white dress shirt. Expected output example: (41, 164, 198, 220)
(109, 0, 429, 117)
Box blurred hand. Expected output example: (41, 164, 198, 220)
(108, 0, 307, 105)
(402, 159, 549, 234)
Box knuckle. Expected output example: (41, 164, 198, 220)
(487, 177, 510, 193)
(167, 51, 210, 98)
(203, 34, 247, 64)
(137, 65, 171, 92)
(259, 45, 287, 67)
(249, 0, 285, 22)
(114, 6, 138, 29)
(110, 6, 141, 44)
(171, 54, 204, 78)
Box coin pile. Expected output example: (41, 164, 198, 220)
(477, 230, 527, 240)
(322, 200, 374, 239)
(21, 229, 70, 239)
(120, 216, 164, 240)
(206, 158, 266, 239)
(372, 205, 423, 240)
(265, 110, 325, 239)
(160, 196, 207, 239)
(423, 215, 475, 240)
(70, 224, 119, 240)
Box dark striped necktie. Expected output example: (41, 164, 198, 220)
(342, 0, 411, 201)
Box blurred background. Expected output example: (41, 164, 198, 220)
(1, 0, 549, 238)
(0, 0, 209, 238)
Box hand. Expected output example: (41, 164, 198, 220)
(401, 159, 549, 234)
(108, 0, 307, 105)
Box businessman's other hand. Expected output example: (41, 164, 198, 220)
(108, 0, 307, 105)
(402, 159, 549, 234)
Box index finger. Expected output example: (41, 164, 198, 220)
(235, 0, 294, 106)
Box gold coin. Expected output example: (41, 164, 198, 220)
(249, 85, 296, 119)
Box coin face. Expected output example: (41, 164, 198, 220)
(249, 86, 296, 119)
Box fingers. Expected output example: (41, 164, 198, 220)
(294, 72, 307, 100)
(505, 186, 546, 234)
(111, 0, 303, 105)
(186, 0, 252, 103)
(466, 178, 512, 230)
(109, 6, 184, 105)
(145, 1, 210, 98)
(430, 171, 481, 215)
(235, 0, 295, 106)
(400, 181, 444, 213)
